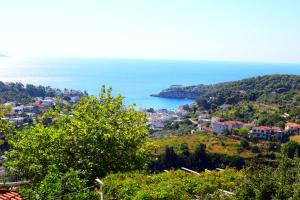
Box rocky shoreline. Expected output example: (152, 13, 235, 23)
(150, 85, 205, 99)
(150, 92, 198, 99)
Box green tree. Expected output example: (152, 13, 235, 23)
(5, 86, 150, 183)
(239, 138, 250, 150)
(0, 105, 15, 151)
(19, 166, 99, 200)
(196, 97, 210, 110)
(235, 157, 300, 200)
(278, 121, 285, 129)
(193, 144, 208, 171)
(282, 141, 300, 158)
(232, 128, 240, 135)
(239, 127, 249, 137)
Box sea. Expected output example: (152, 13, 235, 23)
(1, 57, 300, 110)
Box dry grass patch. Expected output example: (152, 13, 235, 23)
(290, 135, 300, 144)
(151, 133, 255, 158)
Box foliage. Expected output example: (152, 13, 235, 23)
(155, 119, 196, 136)
(213, 102, 285, 126)
(235, 157, 300, 200)
(151, 133, 257, 158)
(239, 127, 249, 136)
(0, 81, 83, 104)
(157, 75, 300, 108)
(103, 169, 242, 200)
(19, 165, 99, 200)
(281, 141, 300, 158)
(0, 105, 15, 151)
(150, 144, 245, 172)
(5, 86, 150, 184)
(239, 139, 250, 150)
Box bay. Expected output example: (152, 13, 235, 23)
(1, 58, 300, 110)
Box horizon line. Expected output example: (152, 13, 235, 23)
(3, 55, 300, 65)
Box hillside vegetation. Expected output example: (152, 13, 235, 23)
(154, 74, 300, 109)
(0, 82, 83, 104)
(151, 133, 256, 158)
(2, 85, 300, 199)
(103, 169, 242, 200)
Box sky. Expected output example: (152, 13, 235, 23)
(0, 0, 300, 63)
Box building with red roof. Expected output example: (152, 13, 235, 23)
(251, 126, 284, 140)
(212, 121, 244, 134)
(285, 122, 300, 133)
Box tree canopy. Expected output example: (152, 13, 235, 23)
(281, 141, 300, 158)
(5, 86, 150, 184)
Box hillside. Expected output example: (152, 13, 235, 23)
(0, 82, 83, 104)
(152, 74, 300, 108)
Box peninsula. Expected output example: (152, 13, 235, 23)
(151, 74, 300, 106)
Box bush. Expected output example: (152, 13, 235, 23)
(235, 157, 300, 200)
(239, 139, 250, 150)
(103, 169, 242, 200)
(19, 166, 99, 200)
(282, 141, 300, 158)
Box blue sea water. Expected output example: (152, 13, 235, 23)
(1, 58, 300, 110)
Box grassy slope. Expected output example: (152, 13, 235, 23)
(290, 135, 300, 144)
(150, 133, 256, 158)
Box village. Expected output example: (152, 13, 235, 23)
(143, 107, 189, 131)
(197, 112, 300, 141)
(0, 92, 82, 128)
(198, 114, 300, 140)
(2, 95, 300, 143)
(144, 103, 300, 142)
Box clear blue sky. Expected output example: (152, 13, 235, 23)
(0, 0, 299, 63)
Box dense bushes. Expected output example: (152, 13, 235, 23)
(153, 75, 300, 109)
(103, 157, 300, 200)
(196, 74, 300, 107)
(19, 166, 98, 200)
(103, 169, 242, 200)
(281, 141, 300, 158)
(150, 144, 245, 172)
(213, 102, 286, 126)
(235, 157, 300, 200)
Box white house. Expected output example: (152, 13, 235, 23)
(212, 121, 244, 134)
(198, 113, 211, 125)
(251, 126, 284, 140)
(285, 122, 300, 134)
(211, 116, 223, 124)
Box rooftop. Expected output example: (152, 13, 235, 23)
(213, 121, 243, 126)
(0, 191, 24, 200)
(253, 126, 282, 132)
(286, 122, 300, 128)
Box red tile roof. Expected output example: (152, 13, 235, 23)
(0, 191, 24, 200)
(213, 121, 243, 126)
(254, 126, 282, 132)
(243, 123, 255, 127)
(226, 121, 243, 125)
(213, 122, 225, 125)
(286, 122, 300, 128)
